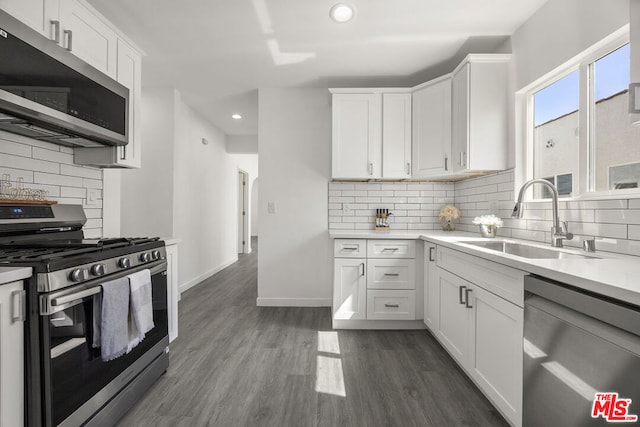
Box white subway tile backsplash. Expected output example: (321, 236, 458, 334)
(0, 153, 60, 174)
(0, 134, 104, 236)
(595, 209, 640, 225)
(34, 172, 83, 187)
(328, 170, 640, 256)
(33, 147, 74, 165)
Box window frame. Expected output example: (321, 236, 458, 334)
(516, 25, 637, 202)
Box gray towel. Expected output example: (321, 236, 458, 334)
(100, 277, 131, 361)
(127, 269, 154, 352)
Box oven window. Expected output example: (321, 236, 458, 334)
(45, 272, 168, 426)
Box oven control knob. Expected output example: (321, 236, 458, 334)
(69, 268, 89, 282)
(152, 250, 161, 260)
(140, 252, 151, 263)
(118, 257, 131, 268)
(91, 264, 106, 277)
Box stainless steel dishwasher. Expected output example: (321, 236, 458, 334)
(524, 275, 640, 426)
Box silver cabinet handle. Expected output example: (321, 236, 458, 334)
(11, 290, 26, 323)
(382, 248, 399, 252)
(406, 162, 411, 175)
(444, 156, 448, 171)
(459, 285, 467, 304)
(342, 247, 359, 251)
(368, 162, 373, 175)
(384, 303, 399, 308)
(120, 145, 127, 160)
(360, 262, 365, 277)
(465, 288, 473, 308)
(383, 273, 400, 277)
(64, 29, 73, 51)
(429, 247, 435, 262)
(459, 151, 464, 167)
(51, 20, 60, 44)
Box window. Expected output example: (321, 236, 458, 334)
(521, 27, 640, 199)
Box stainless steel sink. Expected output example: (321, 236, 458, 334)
(460, 240, 599, 259)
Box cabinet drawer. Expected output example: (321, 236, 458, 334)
(367, 240, 415, 258)
(437, 246, 526, 307)
(334, 239, 366, 258)
(367, 290, 415, 320)
(367, 259, 415, 290)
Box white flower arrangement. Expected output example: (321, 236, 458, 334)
(472, 214, 504, 227)
(439, 205, 460, 220)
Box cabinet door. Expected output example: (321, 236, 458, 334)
(412, 78, 452, 178)
(0, 0, 59, 38)
(451, 63, 469, 173)
(166, 244, 179, 342)
(435, 267, 470, 366)
(333, 258, 367, 320)
(423, 243, 438, 331)
(331, 94, 381, 179)
(115, 38, 142, 167)
(382, 93, 412, 178)
(468, 284, 523, 426)
(59, 0, 118, 79)
(0, 281, 24, 427)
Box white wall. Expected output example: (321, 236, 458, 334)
(257, 88, 332, 306)
(119, 87, 258, 294)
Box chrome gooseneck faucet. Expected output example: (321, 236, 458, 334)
(512, 179, 573, 248)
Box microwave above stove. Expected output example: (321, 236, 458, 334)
(0, 8, 128, 148)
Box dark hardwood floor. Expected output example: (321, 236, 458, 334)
(117, 238, 508, 426)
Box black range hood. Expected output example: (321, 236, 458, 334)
(0, 9, 128, 147)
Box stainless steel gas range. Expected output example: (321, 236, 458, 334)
(0, 203, 169, 427)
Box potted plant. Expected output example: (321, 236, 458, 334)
(472, 214, 504, 238)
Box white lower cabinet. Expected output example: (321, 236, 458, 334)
(426, 243, 525, 427)
(333, 258, 367, 320)
(333, 239, 421, 328)
(0, 280, 25, 427)
(165, 242, 179, 342)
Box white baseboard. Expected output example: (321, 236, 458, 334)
(178, 256, 238, 294)
(256, 297, 331, 307)
(332, 319, 426, 330)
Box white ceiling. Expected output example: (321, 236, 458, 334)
(87, 0, 548, 137)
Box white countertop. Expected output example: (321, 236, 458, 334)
(329, 229, 640, 306)
(161, 237, 182, 246)
(0, 267, 32, 285)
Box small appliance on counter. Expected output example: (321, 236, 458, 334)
(374, 209, 393, 232)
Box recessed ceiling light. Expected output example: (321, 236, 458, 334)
(330, 3, 355, 23)
(232, 114, 242, 120)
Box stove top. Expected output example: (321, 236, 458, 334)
(0, 237, 164, 273)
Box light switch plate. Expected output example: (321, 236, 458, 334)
(86, 189, 99, 206)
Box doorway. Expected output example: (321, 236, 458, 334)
(238, 170, 249, 254)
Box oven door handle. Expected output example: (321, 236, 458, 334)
(51, 286, 102, 307)
(41, 260, 167, 315)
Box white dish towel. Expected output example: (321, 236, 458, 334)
(127, 269, 154, 352)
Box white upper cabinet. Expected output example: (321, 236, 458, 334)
(332, 93, 381, 179)
(331, 90, 411, 179)
(114, 38, 142, 167)
(382, 93, 412, 179)
(451, 54, 510, 173)
(58, 0, 118, 79)
(412, 76, 452, 178)
(0, 0, 59, 38)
